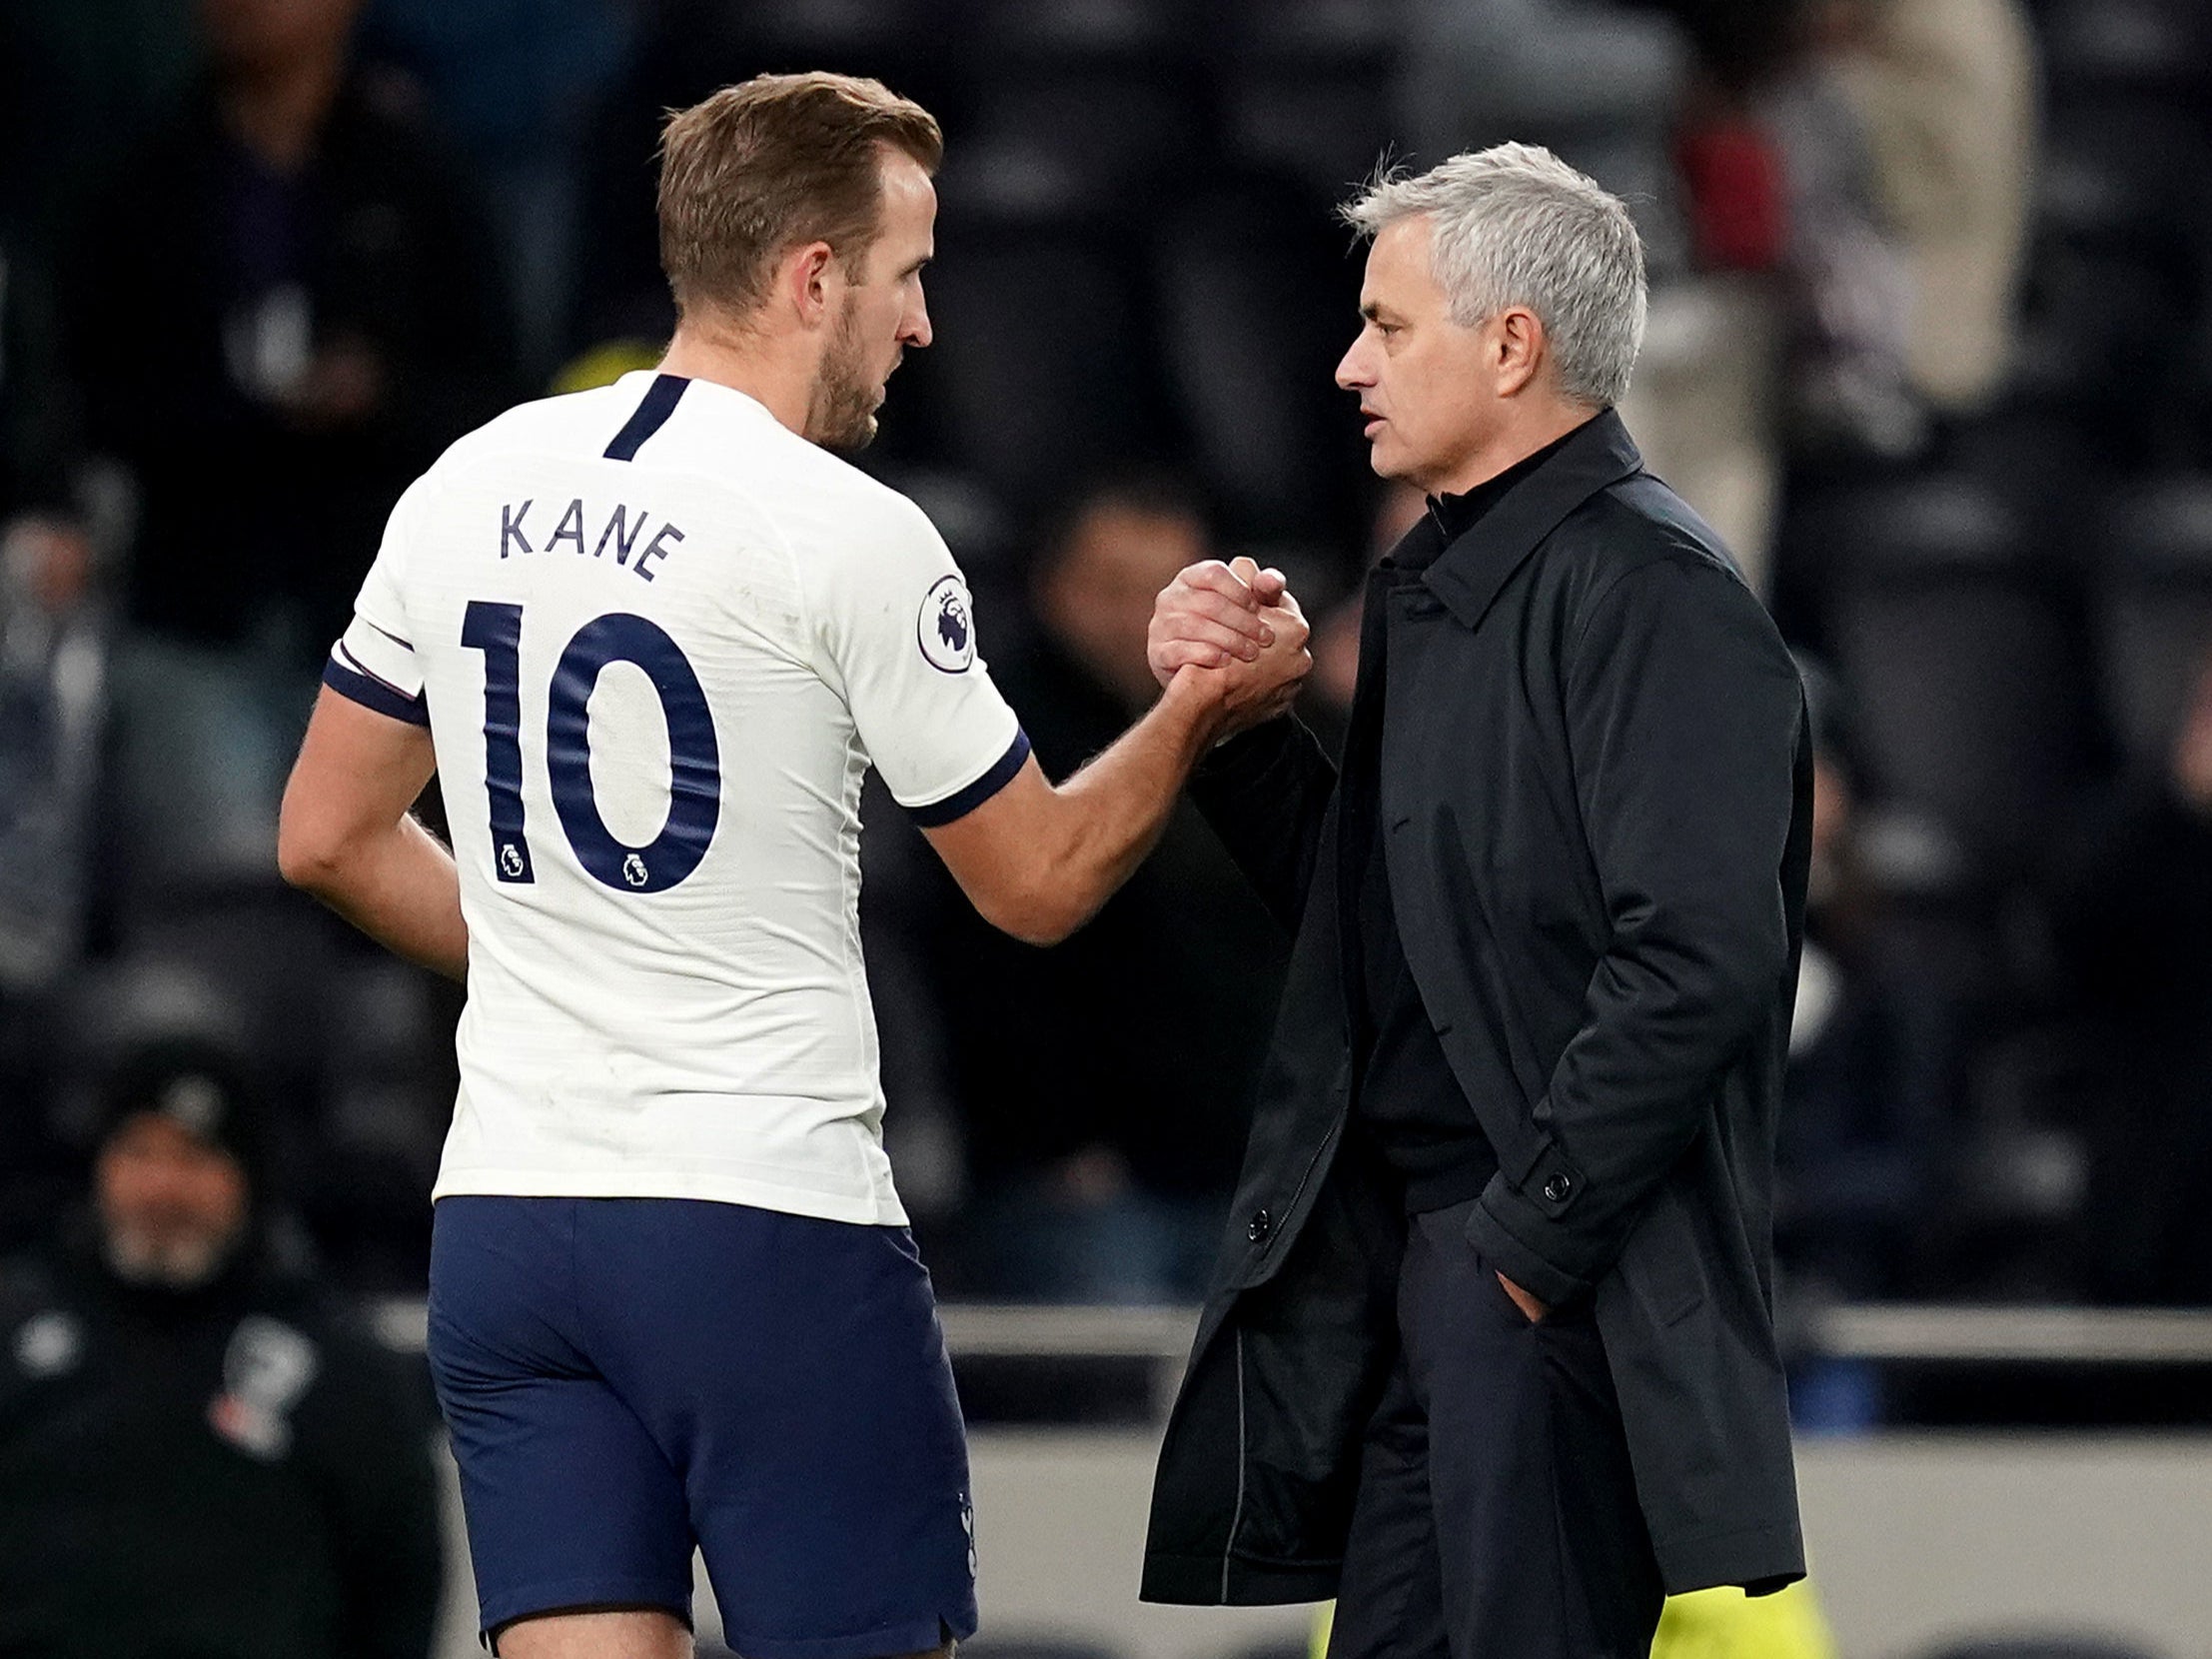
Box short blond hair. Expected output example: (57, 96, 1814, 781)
(657, 72, 944, 322)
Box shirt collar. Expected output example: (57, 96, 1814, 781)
(1411, 409, 1647, 631)
(1422, 424, 1586, 550)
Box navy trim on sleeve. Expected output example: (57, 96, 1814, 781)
(324, 658, 431, 727)
(604, 374, 689, 462)
(906, 730, 1032, 829)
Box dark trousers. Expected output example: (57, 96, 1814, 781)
(1328, 1201, 1664, 1659)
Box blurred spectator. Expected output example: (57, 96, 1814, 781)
(2045, 643, 2212, 1303)
(0, 505, 109, 1000)
(0, 1038, 444, 1657)
(1776, 659, 1961, 1299)
(1823, 0, 2038, 420)
(0, 228, 106, 1203)
(1759, 16, 1925, 465)
(59, 0, 518, 884)
(2, 228, 104, 992)
(67, 0, 518, 655)
(1746, 0, 2036, 468)
(928, 478, 1288, 1302)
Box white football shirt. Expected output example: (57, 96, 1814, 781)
(324, 372, 1028, 1224)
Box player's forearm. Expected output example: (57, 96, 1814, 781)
(1026, 676, 1220, 940)
(284, 817, 470, 981)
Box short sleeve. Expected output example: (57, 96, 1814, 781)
(805, 495, 1027, 825)
(323, 478, 430, 727)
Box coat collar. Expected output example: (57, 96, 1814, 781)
(1416, 408, 1646, 631)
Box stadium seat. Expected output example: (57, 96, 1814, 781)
(2094, 474, 2212, 766)
(2016, 112, 2212, 448)
(1816, 477, 2099, 871)
(1942, 415, 2106, 519)
(2041, 0, 2212, 103)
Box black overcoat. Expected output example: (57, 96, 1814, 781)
(1141, 411, 1814, 1605)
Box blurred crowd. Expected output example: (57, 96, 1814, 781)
(1, 0, 2210, 1359)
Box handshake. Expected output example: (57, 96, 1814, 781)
(1147, 556, 1314, 746)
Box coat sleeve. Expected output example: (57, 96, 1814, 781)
(1468, 552, 1806, 1305)
(1188, 716, 1338, 932)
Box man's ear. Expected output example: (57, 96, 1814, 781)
(781, 240, 838, 330)
(1493, 306, 1546, 399)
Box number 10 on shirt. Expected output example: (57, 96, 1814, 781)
(460, 600, 722, 896)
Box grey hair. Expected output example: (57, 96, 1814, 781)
(1341, 143, 1648, 409)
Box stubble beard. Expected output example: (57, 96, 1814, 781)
(806, 299, 881, 455)
(105, 1219, 242, 1290)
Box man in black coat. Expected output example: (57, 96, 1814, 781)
(1139, 144, 1813, 1657)
(0, 1038, 445, 1658)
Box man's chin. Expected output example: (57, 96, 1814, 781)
(822, 414, 880, 456)
(1366, 443, 1415, 483)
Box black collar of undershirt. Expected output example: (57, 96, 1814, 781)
(1429, 426, 1585, 538)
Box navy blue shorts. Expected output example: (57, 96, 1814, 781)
(427, 1196, 978, 1656)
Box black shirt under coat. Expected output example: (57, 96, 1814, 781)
(1342, 434, 1574, 1213)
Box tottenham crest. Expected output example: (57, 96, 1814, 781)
(918, 575, 975, 674)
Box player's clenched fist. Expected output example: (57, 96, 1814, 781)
(1150, 556, 1312, 679)
(1148, 557, 1292, 683)
(1151, 556, 1311, 740)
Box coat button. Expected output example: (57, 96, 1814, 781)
(1543, 1173, 1575, 1203)
(1247, 1207, 1273, 1244)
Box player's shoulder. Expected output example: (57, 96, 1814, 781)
(759, 449, 949, 585)
(422, 380, 643, 482)
(672, 391, 939, 548)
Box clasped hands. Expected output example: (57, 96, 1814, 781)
(1147, 556, 1313, 742)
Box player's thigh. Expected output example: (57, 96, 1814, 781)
(430, 1197, 696, 1637)
(704, 1221, 975, 1650)
(585, 1203, 978, 1656)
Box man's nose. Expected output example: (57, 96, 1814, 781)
(1335, 343, 1370, 391)
(904, 298, 932, 350)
